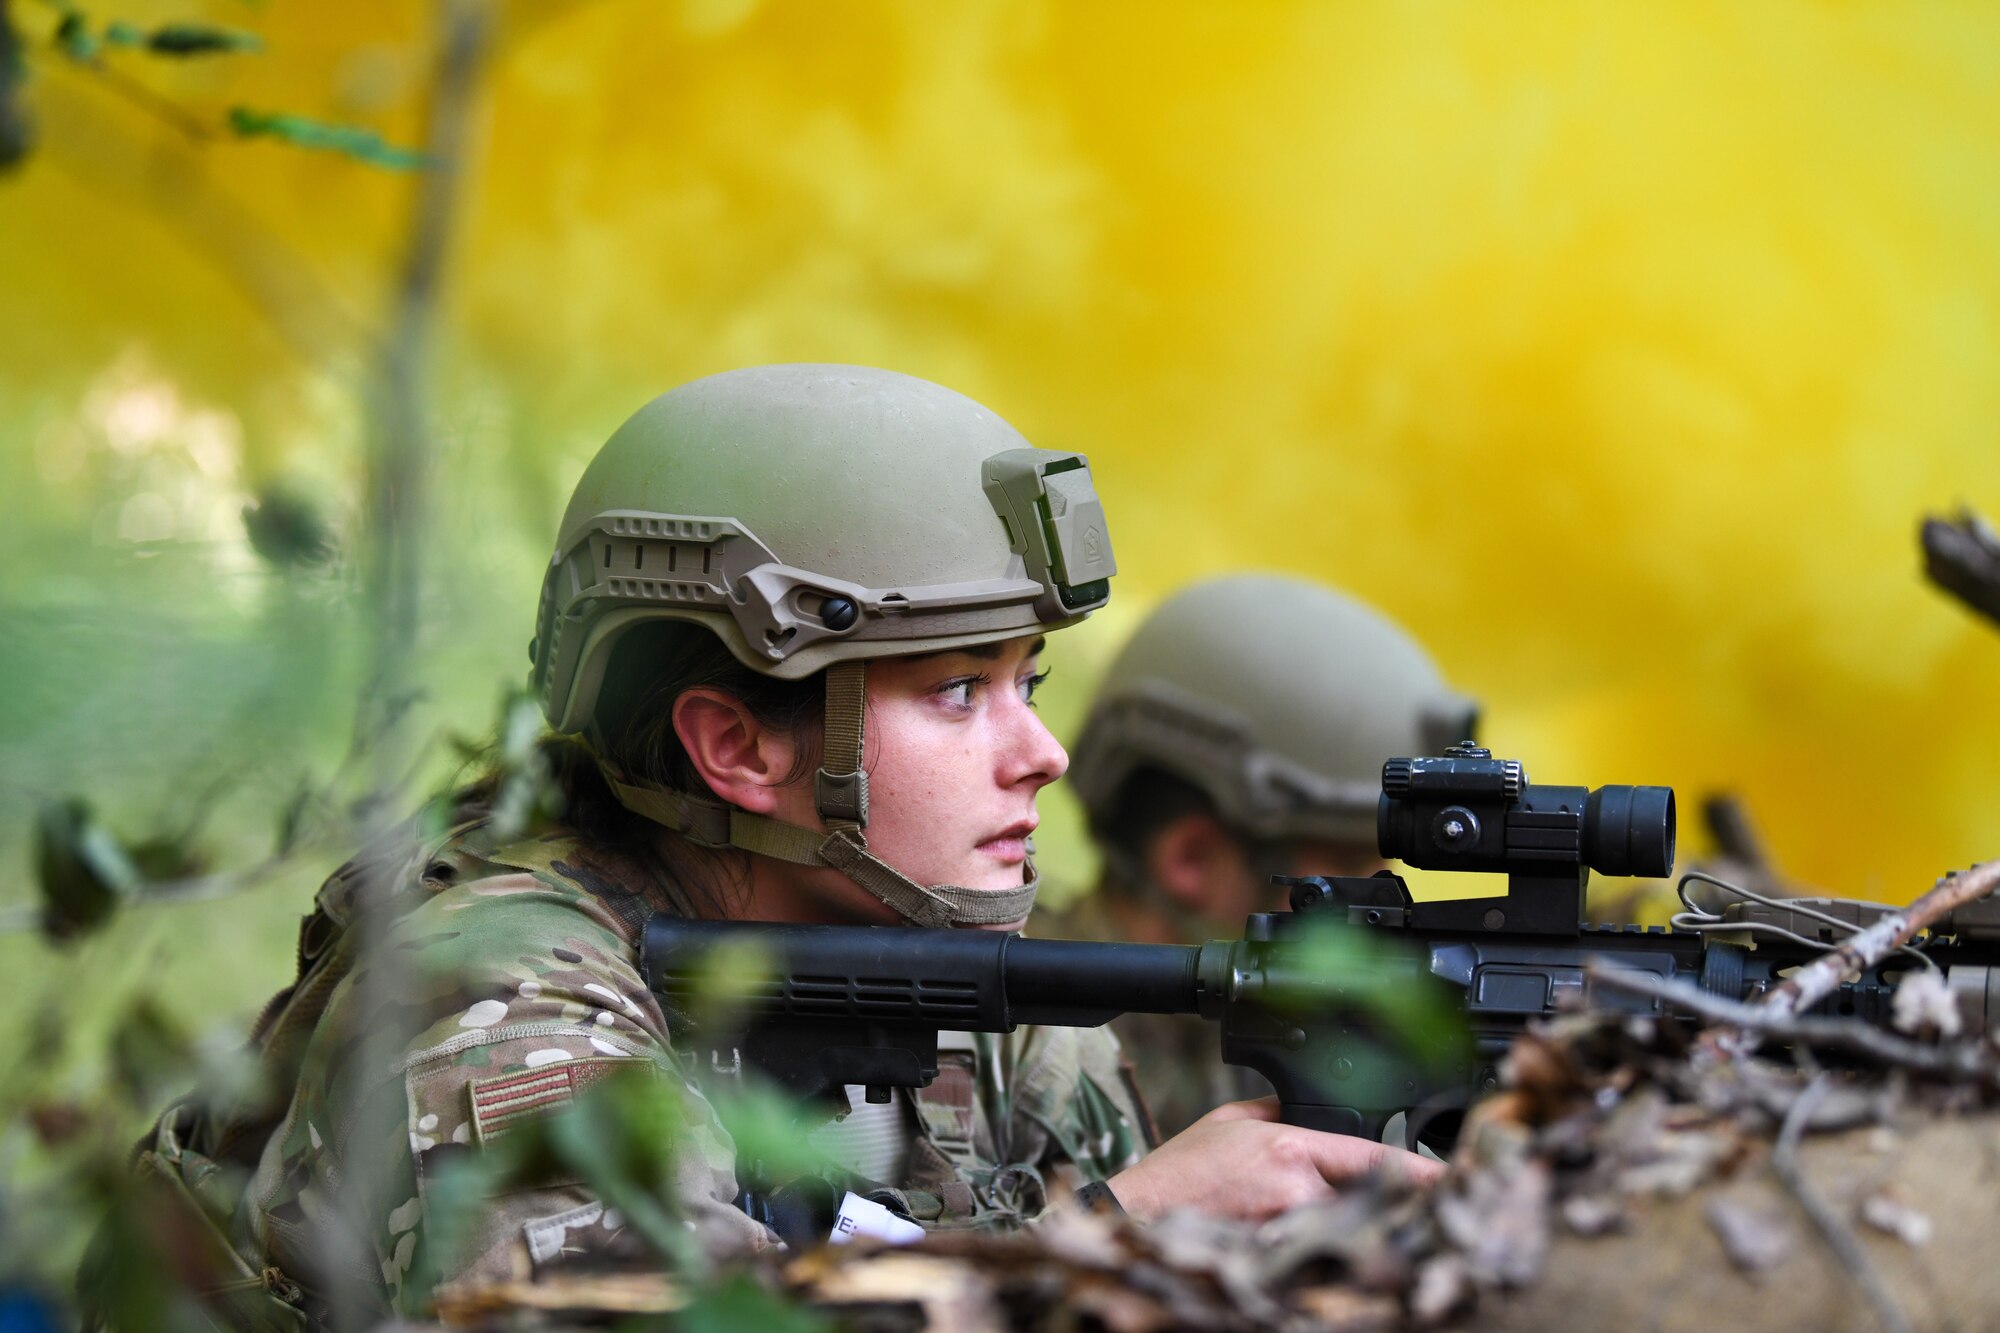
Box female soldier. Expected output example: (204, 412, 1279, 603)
(186, 365, 1437, 1322)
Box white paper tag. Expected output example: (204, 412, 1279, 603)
(828, 1191, 927, 1246)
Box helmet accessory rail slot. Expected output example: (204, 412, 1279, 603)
(537, 451, 1116, 732)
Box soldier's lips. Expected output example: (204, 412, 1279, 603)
(977, 821, 1037, 864)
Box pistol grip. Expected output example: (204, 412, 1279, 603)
(1278, 1102, 1389, 1141)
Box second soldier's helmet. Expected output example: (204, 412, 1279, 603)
(1067, 574, 1476, 850)
(529, 364, 1118, 926)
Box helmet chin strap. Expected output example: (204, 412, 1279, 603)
(603, 661, 1039, 929)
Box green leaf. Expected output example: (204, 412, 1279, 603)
(86, 17, 262, 56)
(55, 12, 97, 62)
(668, 933, 784, 1040)
(242, 484, 338, 569)
(0, 1, 30, 170)
(419, 1148, 507, 1286)
(707, 1079, 837, 1181)
(143, 23, 262, 56)
(1279, 919, 1472, 1070)
(458, 687, 560, 839)
(227, 106, 430, 171)
(476, 1068, 703, 1271)
(35, 797, 140, 943)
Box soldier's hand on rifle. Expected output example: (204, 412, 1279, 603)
(1103, 1095, 1444, 1223)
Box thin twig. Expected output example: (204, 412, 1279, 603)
(63, 53, 217, 141)
(38, 64, 371, 366)
(1759, 862, 2000, 1025)
(1771, 1075, 1912, 1333)
(1585, 966, 1999, 1081)
(360, 0, 487, 727)
(0, 853, 310, 936)
(335, 2, 490, 1327)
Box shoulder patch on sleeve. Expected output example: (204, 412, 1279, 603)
(467, 1056, 633, 1145)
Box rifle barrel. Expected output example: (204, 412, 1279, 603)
(644, 918, 1205, 1032)
(1005, 937, 1203, 1024)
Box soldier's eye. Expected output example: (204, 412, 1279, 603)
(1019, 668, 1051, 706)
(935, 674, 987, 710)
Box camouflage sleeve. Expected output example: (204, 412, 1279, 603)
(1000, 1023, 1154, 1199)
(237, 844, 773, 1319)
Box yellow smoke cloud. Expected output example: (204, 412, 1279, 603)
(4, 0, 1997, 901)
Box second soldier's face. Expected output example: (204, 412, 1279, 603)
(764, 636, 1066, 927)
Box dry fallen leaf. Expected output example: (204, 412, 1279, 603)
(1703, 1194, 1796, 1279)
(1859, 1188, 1934, 1248)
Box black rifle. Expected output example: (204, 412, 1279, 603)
(644, 745, 2000, 1148)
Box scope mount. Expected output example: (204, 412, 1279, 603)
(1274, 867, 1591, 937)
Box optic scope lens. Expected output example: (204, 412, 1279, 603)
(1582, 785, 1676, 879)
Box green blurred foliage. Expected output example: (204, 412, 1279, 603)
(1280, 918, 1473, 1073)
(422, 1065, 832, 1317)
(425, 1066, 703, 1279)
(54, 11, 260, 63)
(34, 798, 140, 942)
(227, 106, 429, 170)
(0, 4, 27, 172)
(704, 1078, 838, 1185)
(111, 21, 261, 57)
(447, 686, 559, 841)
(104, 995, 195, 1109)
(241, 483, 338, 571)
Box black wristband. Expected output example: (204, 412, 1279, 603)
(1073, 1179, 1125, 1217)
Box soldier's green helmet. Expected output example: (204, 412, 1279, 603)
(1067, 574, 1475, 852)
(531, 364, 1117, 926)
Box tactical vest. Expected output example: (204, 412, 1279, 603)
(86, 813, 463, 1332)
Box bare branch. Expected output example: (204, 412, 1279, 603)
(357, 0, 488, 765)
(56, 50, 217, 142)
(37, 66, 371, 367)
(1585, 965, 2000, 1080)
(1757, 861, 2000, 1025)
(334, 4, 490, 1327)
(1771, 1076, 1912, 1333)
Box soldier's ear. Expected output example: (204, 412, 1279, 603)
(1144, 812, 1252, 916)
(671, 688, 799, 812)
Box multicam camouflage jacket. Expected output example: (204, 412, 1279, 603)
(132, 815, 1153, 1328)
